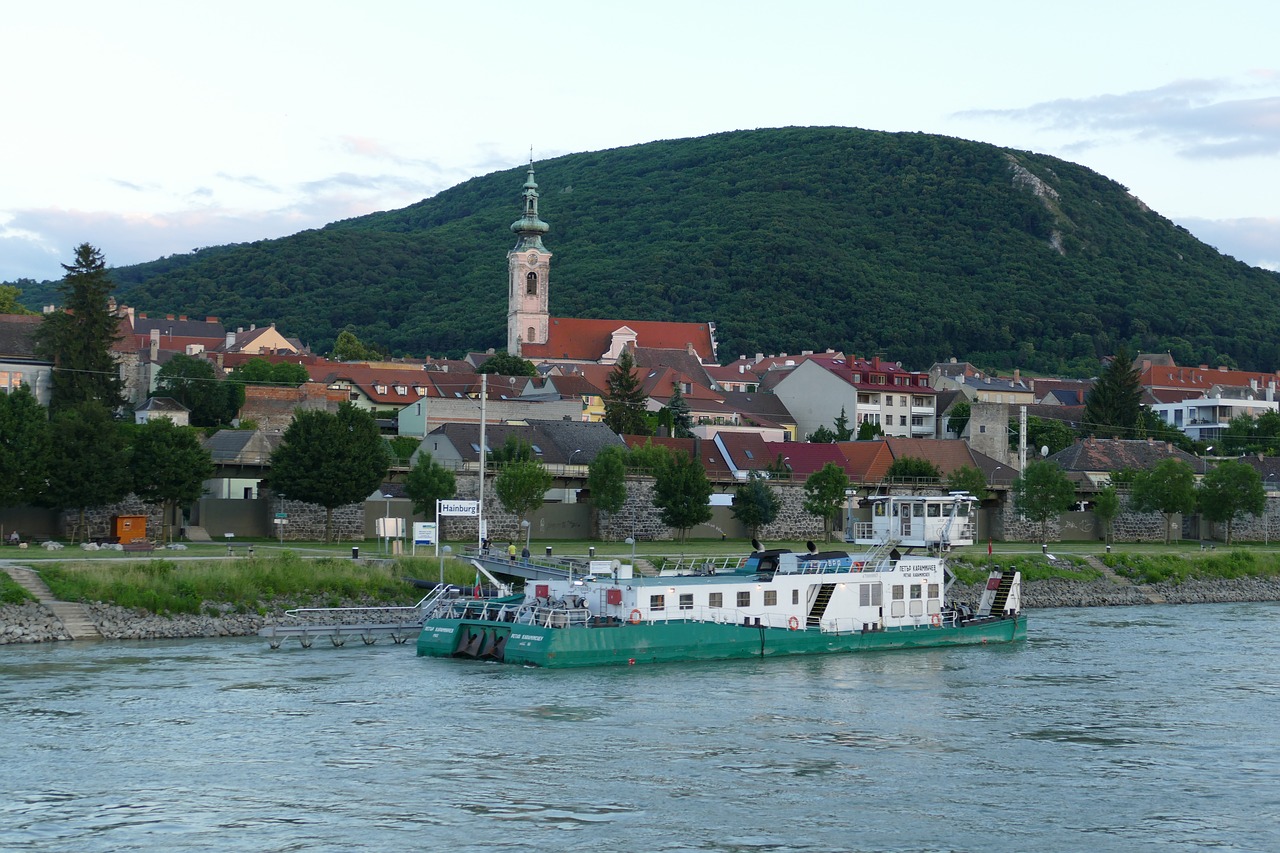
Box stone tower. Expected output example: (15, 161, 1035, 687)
(506, 161, 552, 356)
(968, 401, 1011, 466)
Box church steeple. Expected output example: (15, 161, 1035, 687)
(506, 158, 552, 356)
(510, 160, 550, 250)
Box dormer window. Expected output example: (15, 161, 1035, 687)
(375, 384, 387, 394)
(395, 385, 407, 395)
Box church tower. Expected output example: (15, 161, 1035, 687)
(507, 161, 552, 356)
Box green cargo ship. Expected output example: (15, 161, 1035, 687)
(417, 493, 1025, 668)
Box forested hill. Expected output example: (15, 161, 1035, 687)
(14, 127, 1280, 374)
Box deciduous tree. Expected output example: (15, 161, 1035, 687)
(1012, 460, 1076, 544)
(651, 451, 712, 543)
(42, 402, 131, 541)
(803, 462, 849, 543)
(1129, 458, 1197, 545)
(477, 351, 537, 377)
(129, 418, 216, 542)
(945, 464, 990, 500)
(155, 353, 238, 427)
(586, 445, 628, 516)
(404, 450, 457, 518)
(731, 473, 781, 539)
(494, 459, 554, 535)
(268, 402, 390, 542)
(1093, 485, 1120, 545)
(1198, 460, 1265, 545)
(0, 385, 50, 508)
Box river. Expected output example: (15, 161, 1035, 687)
(2, 603, 1278, 852)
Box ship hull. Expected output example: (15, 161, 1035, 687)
(416, 614, 1026, 668)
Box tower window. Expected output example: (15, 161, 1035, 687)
(526, 272, 537, 295)
(526, 326, 535, 342)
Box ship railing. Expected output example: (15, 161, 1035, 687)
(283, 583, 454, 626)
(636, 605, 797, 631)
(432, 596, 525, 623)
(778, 557, 874, 575)
(657, 555, 750, 575)
(811, 611, 961, 634)
(512, 604, 594, 628)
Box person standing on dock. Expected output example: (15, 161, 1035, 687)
(508, 543, 517, 563)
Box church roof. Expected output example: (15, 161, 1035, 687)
(521, 317, 716, 363)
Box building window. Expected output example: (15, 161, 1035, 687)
(649, 594, 665, 611)
(679, 593, 693, 610)
(900, 415, 907, 426)
(526, 326, 535, 342)
(737, 591, 750, 608)
(526, 271, 538, 294)
(764, 590, 777, 606)
(709, 592, 723, 608)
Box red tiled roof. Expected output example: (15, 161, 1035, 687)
(622, 435, 734, 479)
(522, 317, 715, 362)
(762, 441, 848, 477)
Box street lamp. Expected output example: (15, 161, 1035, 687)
(625, 536, 636, 571)
(521, 519, 532, 557)
(569, 448, 582, 468)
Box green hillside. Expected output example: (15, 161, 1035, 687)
(13, 127, 1280, 373)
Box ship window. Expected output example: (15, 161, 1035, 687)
(649, 594, 665, 611)
(892, 585, 904, 601)
(764, 590, 777, 606)
(910, 585, 922, 600)
(913, 503, 924, 517)
(927, 503, 941, 517)
(792, 589, 799, 605)
(859, 583, 882, 606)
(679, 593, 693, 610)
(928, 583, 939, 599)
(709, 592, 723, 608)
(874, 503, 886, 517)
(736, 591, 750, 608)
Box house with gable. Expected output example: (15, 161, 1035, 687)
(770, 355, 936, 441)
(0, 314, 52, 405)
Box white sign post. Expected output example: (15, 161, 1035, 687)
(435, 500, 479, 556)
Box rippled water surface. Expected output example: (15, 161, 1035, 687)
(3, 603, 1279, 852)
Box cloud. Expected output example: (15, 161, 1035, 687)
(0, 166, 460, 281)
(1176, 215, 1280, 271)
(957, 77, 1280, 159)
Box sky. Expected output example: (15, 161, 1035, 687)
(3, 1, 1279, 284)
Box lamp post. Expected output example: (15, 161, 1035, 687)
(521, 519, 531, 556)
(625, 536, 636, 571)
(439, 545, 452, 589)
(381, 490, 392, 555)
(1267, 474, 1277, 546)
(569, 448, 582, 468)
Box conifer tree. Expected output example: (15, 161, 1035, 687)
(1082, 347, 1142, 439)
(35, 243, 125, 413)
(603, 349, 650, 436)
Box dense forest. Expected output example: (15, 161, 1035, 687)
(11, 127, 1280, 374)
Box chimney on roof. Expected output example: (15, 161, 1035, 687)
(206, 316, 218, 323)
(250, 324, 256, 331)
(686, 342, 695, 355)
(138, 312, 147, 320)
(1014, 368, 1021, 384)
(179, 315, 187, 322)
(226, 331, 235, 350)
(149, 329, 159, 362)
(166, 314, 174, 321)
(872, 356, 880, 370)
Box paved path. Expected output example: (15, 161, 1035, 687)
(2, 565, 101, 639)
(1082, 555, 1167, 604)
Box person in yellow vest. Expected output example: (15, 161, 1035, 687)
(508, 543, 517, 563)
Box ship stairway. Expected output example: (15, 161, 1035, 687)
(257, 584, 452, 648)
(976, 570, 1015, 617)
(860, 537, 901, 571)
(807, 584, 836, 628)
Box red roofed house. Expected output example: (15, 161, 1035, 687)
(770, 355, 936, 441)
(502, 162, 717, 366)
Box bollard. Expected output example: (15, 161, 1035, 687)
(588, 546, 596, 559)
(248, 544, 254, 557)
(352, 546, 359, 559)
(545, 546, 552, 558)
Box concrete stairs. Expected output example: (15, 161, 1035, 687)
(2, 565, 102, 640)
(1082, 555, 1166, 604)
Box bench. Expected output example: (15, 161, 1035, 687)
(121, 541, 156, 553)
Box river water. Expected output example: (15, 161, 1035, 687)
(2, 603, 1278, 853)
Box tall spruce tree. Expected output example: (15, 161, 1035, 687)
(666, 384, 694, 438)
(603, 349, 650, 436)
(35, 243, 125, 413)
(1082, 347, 1142, 439)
